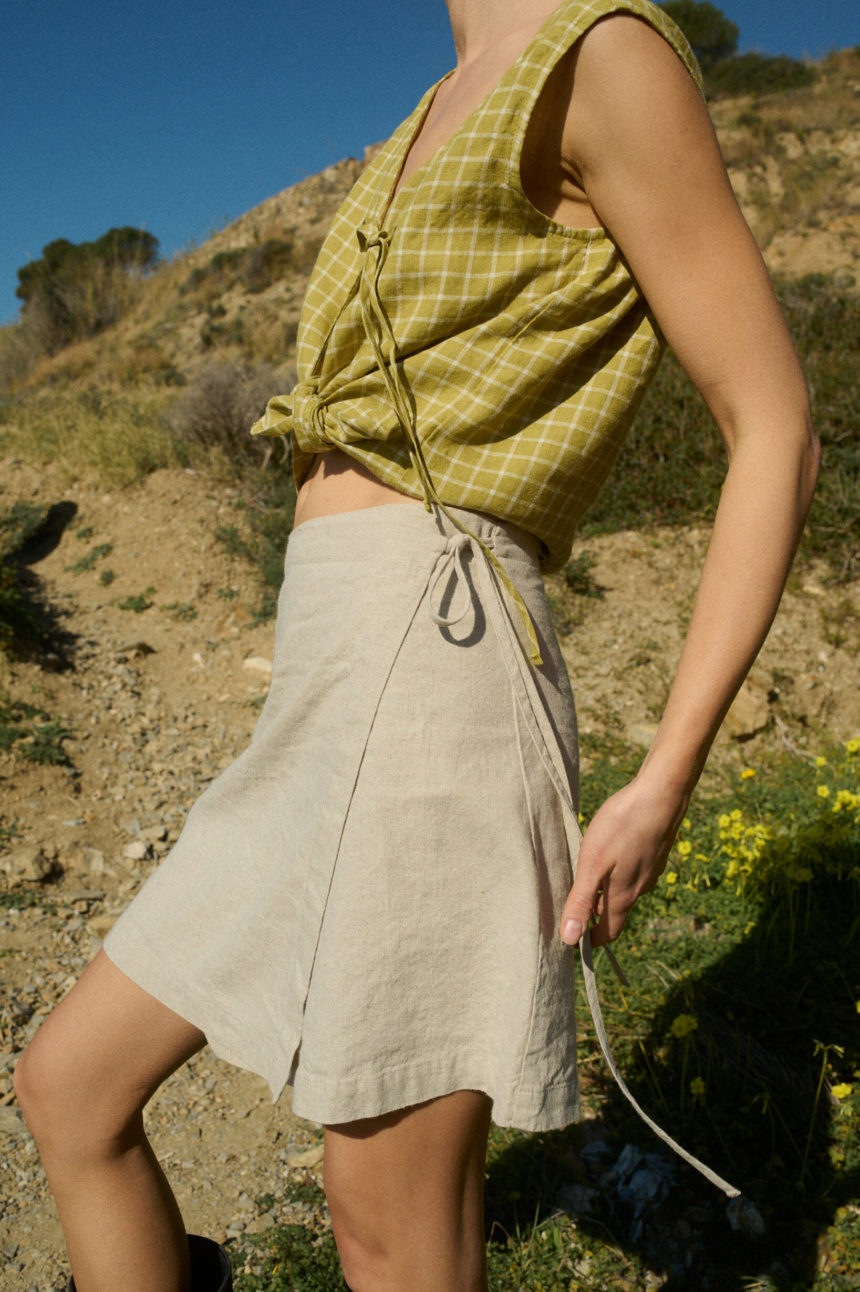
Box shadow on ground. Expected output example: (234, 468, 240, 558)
(1, 498, 78, 664)
(484, 866, 860, 1289)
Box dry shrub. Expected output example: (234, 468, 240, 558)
(0, 322, 42, 393)
(292, 231, 326, 275)
(167, 359, 295, 464)
(242, 311, 300, 365)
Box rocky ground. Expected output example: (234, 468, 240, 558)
(0, 456, 858, 1290)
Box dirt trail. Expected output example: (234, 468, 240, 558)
(1, 456, 858, 1289)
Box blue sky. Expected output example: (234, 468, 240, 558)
(1, 0, 857, 324)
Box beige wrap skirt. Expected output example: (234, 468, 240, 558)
(104, 502, 582, 1130)
(103, 500, 741, 1195)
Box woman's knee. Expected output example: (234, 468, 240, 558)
(13, 950, 204, 1154)
(13, 1014, 143, 1156)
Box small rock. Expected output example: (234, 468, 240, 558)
(726, 1196, 765, 1236)
(285, 1143, 324, 1169)
(122, 839, 151, 862)
(143, 824, 168, 842)
(243, 657, 273, 676)
(86, 848, 107, 874)
(626, 722, 658, 748)
(0, 1107, 29, 1137)
(122, 818, 142, 836)
(2, 845, 55, 884)
(87, 914, 118, 939)
(723, 681, 770, 740)
(117, 641, 156, 659)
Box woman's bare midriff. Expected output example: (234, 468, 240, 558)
(293, 449, 422, 529)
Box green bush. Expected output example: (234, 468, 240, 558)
(660, 0, 738, 69)
(706, 50, 817, 97)
(182, 240, 295, 298)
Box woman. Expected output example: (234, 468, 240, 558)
(14, 0, 818, 1289)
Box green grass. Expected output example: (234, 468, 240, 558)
(0, 888, 56, 912)
(66, 541, 112, 573)
(0, 696, 74, 766)
(214, 470, 297, 621)
(0, 500, 48, 559)
(161, 600, 198, 622)
(0, 387, 184, 486)
(117, 586, 155, 613)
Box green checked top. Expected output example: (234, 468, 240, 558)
(252, 0, 702, 576)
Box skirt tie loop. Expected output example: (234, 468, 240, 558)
(427, 534, 474, 628)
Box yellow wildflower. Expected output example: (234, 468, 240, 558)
(664, 871, 679, 885)
(676, 840, 692, 858)
(741, 768, 756, 780)
(690, 1077, 706, 1098)
(831, 1083, 853, 1101)
(817, 785, 830, 799)
(682, 817, 691, 830)
(845, 737, 860, 756)
(671, 1014, 699, 1039)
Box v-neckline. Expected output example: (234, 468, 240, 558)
(377, 0, 574, 226)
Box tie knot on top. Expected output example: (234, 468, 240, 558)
(290, 380, 328, 449)
(357, 222, 390, 254)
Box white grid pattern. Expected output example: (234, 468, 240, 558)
(252, 0, 702, 572)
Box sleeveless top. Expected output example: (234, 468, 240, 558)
(252, 0, 702, 657)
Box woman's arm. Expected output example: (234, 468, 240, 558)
(556, 15, 821, 949)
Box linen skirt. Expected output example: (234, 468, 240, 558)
(104, 501, 585, 1132)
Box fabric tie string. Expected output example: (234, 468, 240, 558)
(356, 220, 544, 668)
(425, 526, 741, 1200)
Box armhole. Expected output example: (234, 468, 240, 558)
(507, 0, 704, 226)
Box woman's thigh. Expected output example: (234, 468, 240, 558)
(323, 1090, 492, 1290)
(14, 950, 205, 1146)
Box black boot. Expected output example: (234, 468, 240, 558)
(66, 1233, 233, 1292)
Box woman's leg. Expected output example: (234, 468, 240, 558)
(324, 1090, 493, 1292)
(13, 949, 206, 1292)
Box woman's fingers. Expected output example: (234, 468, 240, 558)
(558, 778, 688, 947)
(559, 877, 598, 947)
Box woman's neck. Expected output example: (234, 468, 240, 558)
(444, 0, 564, 67)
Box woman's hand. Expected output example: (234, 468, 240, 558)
(559, 772, 688, 948)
